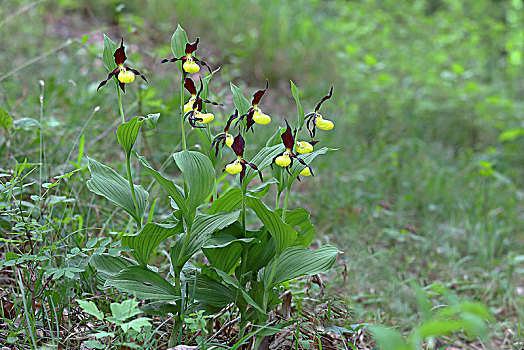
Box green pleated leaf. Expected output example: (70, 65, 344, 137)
(122, 222, 184, 266)
(117, 117, 144, 154)
(90, 254, 138, 289)
(264, 245, 341, 287)
(173, 150, 215, 213)
(287, 147, 337, 186)
(230, 82, 252, 115)
(248, 178, 278, 198)
(246, 195, 296, 255)
(106, 265, 179, 301)
(137, 154, 187, 214)
(86, 157, 148, 223)
(103, 34, 118, 72)
(211, 268, 266, 314)
(266, 126, 285, 147)
(193, 273, 237, 309)
(283, 208, 315, 247)
(171, 210, 240, 270)
(245, 229, 275, 274)
(207, 188, 242, 214)
(170, 24, 188, 72)
(290, 81, 305, 129)
(203, 229, 257, 273)
(195, 129, 216, 167)
(0, 106, 13, 131)
(242, 144, 285, 191)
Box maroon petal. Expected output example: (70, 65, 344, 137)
(127, 67, 148, 82)
(184, 77, 197, 95)
(119, 81, 126, 93)
(225, 110, 239, 133)
(231, 134, 245, 157)
(247, 162, 263, 182)
(314, 85, 334, 113)
(185, 38, 200, 55)
(252, 80, 268, 106)
(193, 57, 212, 73)
(97, 67, 120, 91)
(114, 37, 127, 66)
(281, 119, 295, 150)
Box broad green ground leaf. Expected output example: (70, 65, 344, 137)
(290, 80, 305, 129)
(171, 24, 188, 72)
(264, 245, 340, 287)
(193, 273, 237, 309)
(121, 318, 152, 333)
(117, 117, 144, 154)
(246, 195, 296, 255)
(106, 265, 179, 301)
(90, 254, 138, 289)
(86, 157, 148, 223)
(137, 154, 187, 214)
(171, 210, 240, 270)
(245, 229, 275, 274)
(122, 222, 183, 266)
(207, 188, 242, 214)
(103, 34, 118, 72)
(77, 300, 104, 321)
(230, 82, 251, 115)
(0, 106, 13, 130)
(283, 208, 315, 247)
(242, 144, 285, 191)
(203, 230, 258, 273)
(173, 150, 215, 212)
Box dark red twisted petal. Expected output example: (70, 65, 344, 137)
(114, 37, 127, 66)
(252, 80, 268, 106)
(314, 85, 334, 113)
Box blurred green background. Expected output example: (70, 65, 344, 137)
(1, 0, 523, 341)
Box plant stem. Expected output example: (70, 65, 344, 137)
(282, 185, 291, 221)
(116, 85, 125, 123)
(180, 77, 187, 150)
(126, 152, 142, 229)
(241, 189, 247, 236)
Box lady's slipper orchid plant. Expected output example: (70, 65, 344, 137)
(210, 110, 238, 156)
(160, 38, 211, 77)
(234, 81, 271, 132)
(224, 133, 263, 183)
(305, 86, 335, 138)
(272, 120, 313, 176)
(184, 78, 221, 128)
(97, 38, 147, 93)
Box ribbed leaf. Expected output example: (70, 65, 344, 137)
(90, 254, 138, 289)
(290, 80, 305, 129)
(242, 144, 285, 191)
(201, 68, 220, 101)
(246, 195, 296, 255)
(106, 265, 179, 301)
(102, 34, 118, 72)
(142, 113, 160, 130)
(264, 245, 341, 287)
(117, 117, 144, 154)
(284, 208, 315, 247)
(207, 188, 242, 214)
(245, 229, 275, 274)
(86, 157, 148, 223)
(122, 222, 184, 266)
(171, 210, 240, 270)
(203, 231, 257, 273)
(170, 24, 188, 72)
(230, 82, 251, 115)
(193, 273, 237, 308)
(248, 179, 278, 198)
(195, 129, 216, 167)
(137, 154, 187, 214)
(173, 150, 215, 212)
